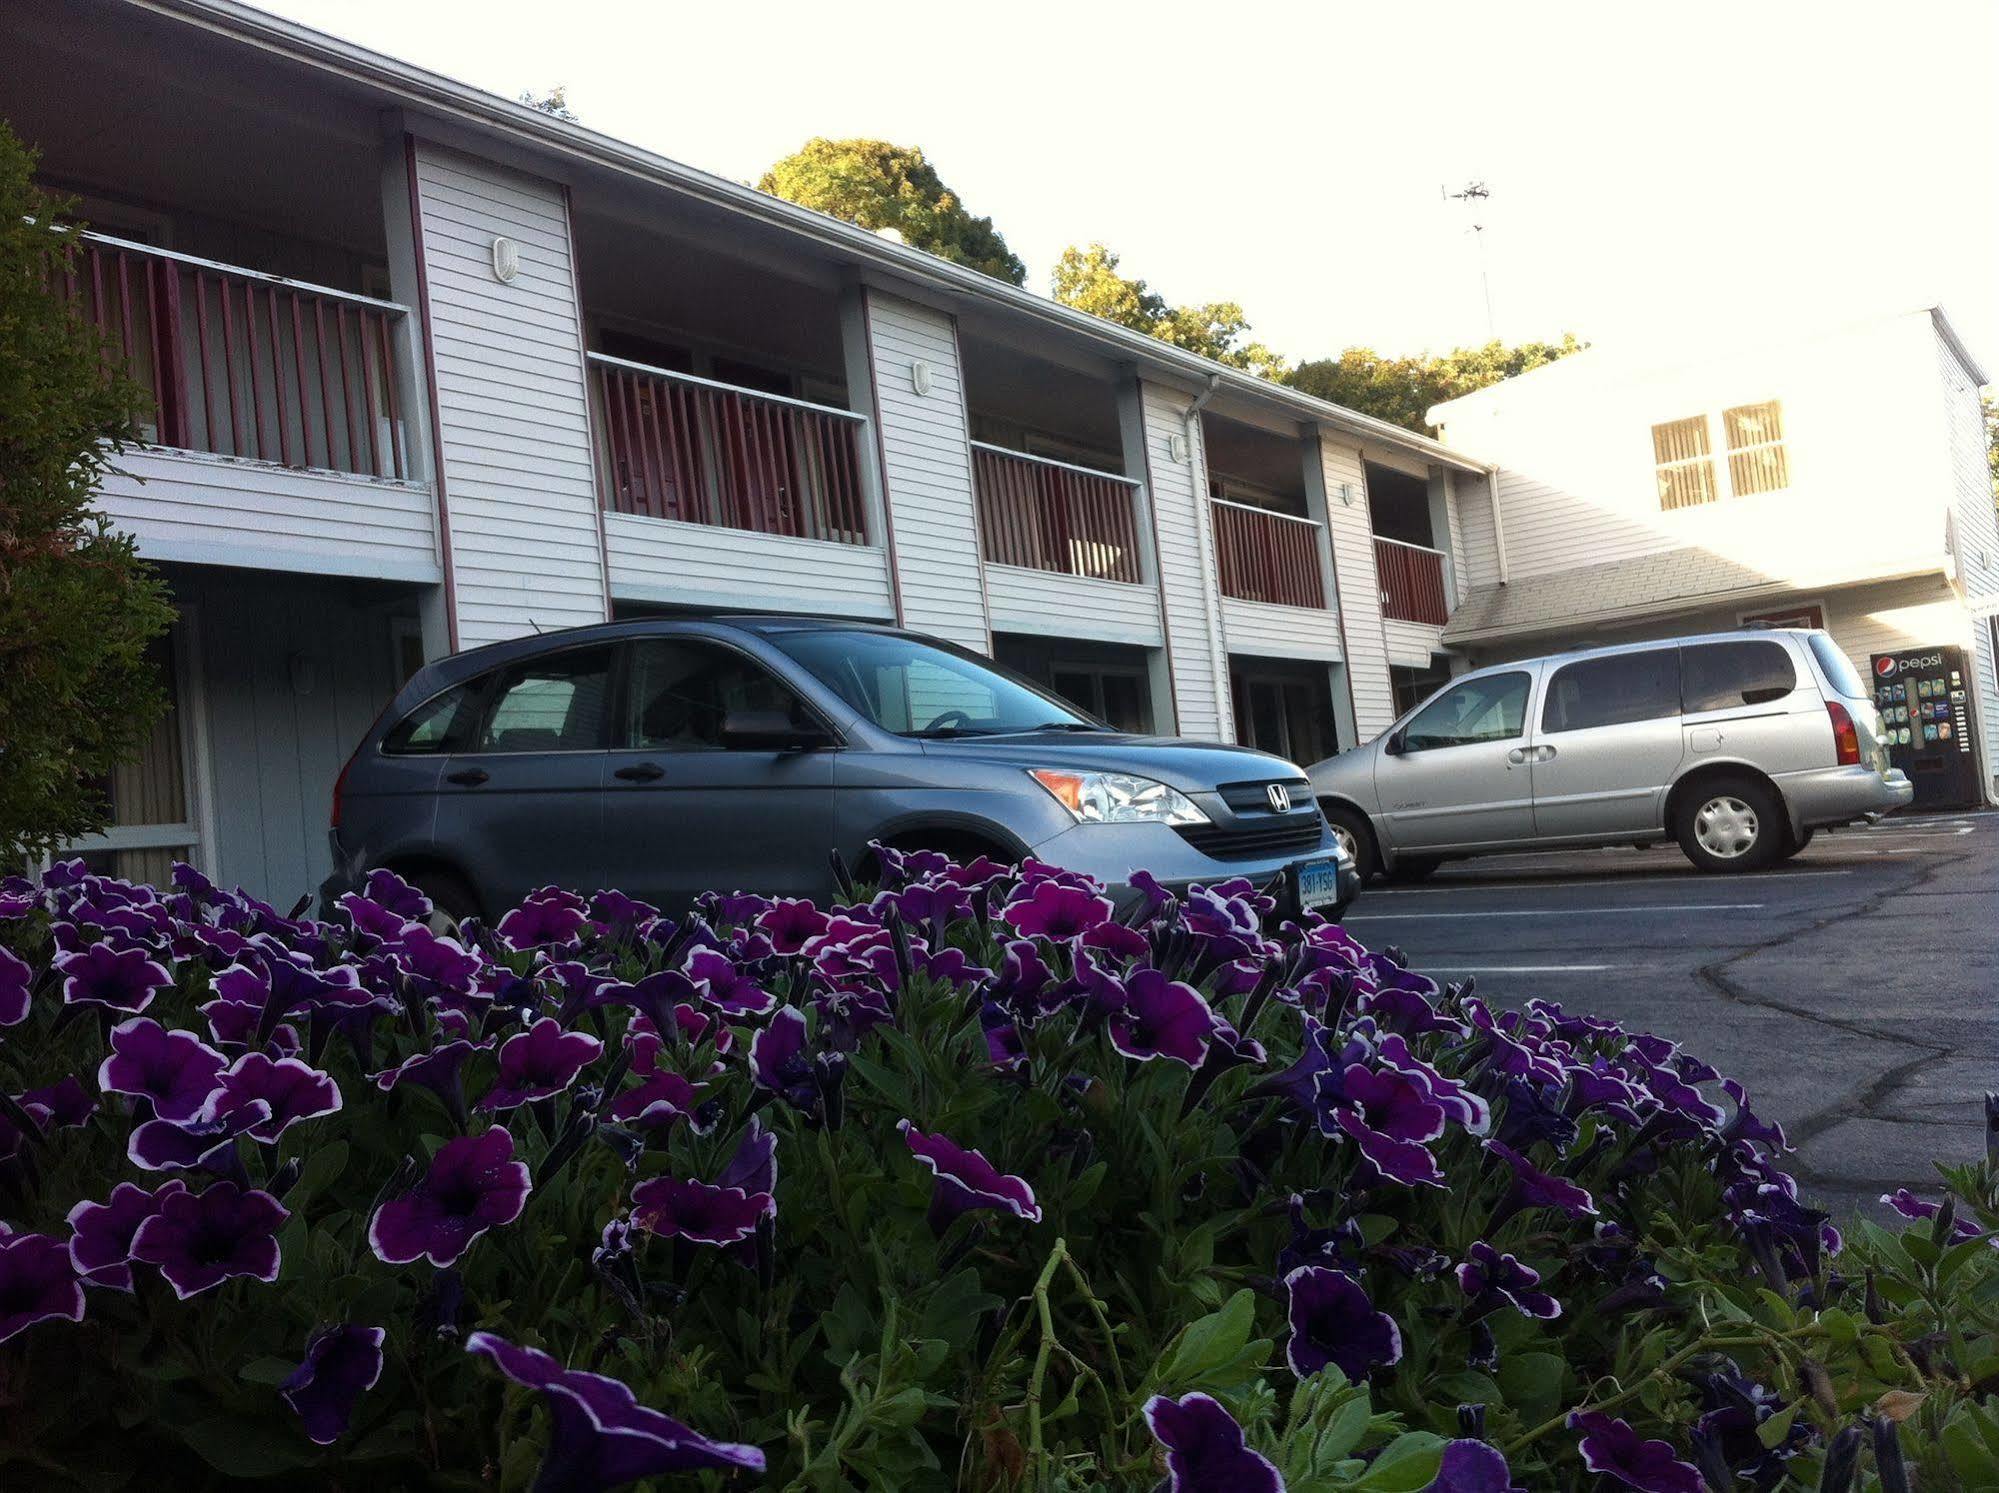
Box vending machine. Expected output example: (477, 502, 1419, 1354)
(1869, 645, 1982, 811)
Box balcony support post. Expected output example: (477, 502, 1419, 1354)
(1299, 427, 1359, 751)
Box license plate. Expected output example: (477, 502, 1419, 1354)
(1294, 857, 1346, 912)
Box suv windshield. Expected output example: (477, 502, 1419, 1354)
(770, 630, 1098, 737)
(1808, 632, 1869, 700)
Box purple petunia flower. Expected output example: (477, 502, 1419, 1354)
(1485, 1140, 1597, 1218)
(749, 1006, 818, 1113)
(56, 941, 173, 1014)
(281, 1324, 386, 1444)
(478, 1018, 603, 1112)
(1880, 1188, 1985, 1241)
(21, 1074, 96, 1130)
(465, 1332, 764, 1487)
(1107, 968, 1222, 1070)
(1001, 881, 1114, 942)
(1283, 1266, 1401, 1381)
(97, 1017, 227, 1123)
(1142, 1391, 1284, 1492)
(1569, 1411, 1704, 1493)
(0, 1233, 86, 1343)
(129, 1182, 288, 1299)
(681, 948, 775, 1018)
(67, 1179, 187, 1291)
(1321, 1063, 1448, 1189)
(629, 1176, 774, 1248)
(1456, 1242, 1561, 1320)
(127, 1099, 270, 1178)
(0, 945, 30, 1026)
(1425, 1439, 1525, 1493)
(205, 1052, 343, 1142)
(495, 891, 590, 951)
(756, 898, 830, 955)
(899, 1120, 1042, 1233)
(716, 1118, 777, 1197)
(369, 1126, 531, 1268)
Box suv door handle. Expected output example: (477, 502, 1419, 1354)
(613, 761, 665, 783)
(445, 767, 489, 787)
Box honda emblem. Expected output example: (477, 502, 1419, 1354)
(1266, 783, 1291, 813)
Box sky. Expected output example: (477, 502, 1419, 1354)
(259, 0, 1998, 374)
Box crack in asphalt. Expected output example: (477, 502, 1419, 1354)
(1692, 841, 1981, 1187)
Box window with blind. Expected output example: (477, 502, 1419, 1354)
(1651, 415, 1717, 510)
(1722, 400, 1789, 496)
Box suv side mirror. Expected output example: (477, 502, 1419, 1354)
(1383, 729, 1407, 757)
(721, 709, 831, 752)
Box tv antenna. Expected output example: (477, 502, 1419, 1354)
(1441, 181, 1496, 337)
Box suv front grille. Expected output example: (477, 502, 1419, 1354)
(1175, 811, 1327, 861)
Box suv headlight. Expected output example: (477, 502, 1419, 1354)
(1028, 769, 1210, 827)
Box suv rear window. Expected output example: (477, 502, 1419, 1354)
(1681, 640, 1796, 712)
(1543, 648, 1681, 732)
(1807, 633, 1869, 699)
(383, 683, 479, 755)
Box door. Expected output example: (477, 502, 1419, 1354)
(1529, 647, 1687, 840)
(599, 636, 838, 909)
(431, 643, 613, 909)
(1374, 669, 1537, 851)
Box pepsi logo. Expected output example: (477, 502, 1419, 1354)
(1875, 657, 1898, 677)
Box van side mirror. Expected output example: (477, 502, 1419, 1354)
(721, 709, 831, 752)
(1383, 729, 1407, 757)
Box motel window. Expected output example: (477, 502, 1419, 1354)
(1722, 400, 1789, 496)
(1652, 415, 1717, 510)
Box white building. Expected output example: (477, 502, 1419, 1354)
(1431, 308, 1999, 809)
(10, 0, 1482, 903)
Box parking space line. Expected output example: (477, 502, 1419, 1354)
(1423, 964, 1616, 973)
(1373, 870, 1852, 895)
(1346, 903, 1764, 920)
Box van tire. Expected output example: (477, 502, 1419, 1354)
(1322, 804, 1381, 881)
(403, 868, 481, 935)
(1775, 826, 1815, 862)
(1674, 777, 1785, 873)
(1383, 856, 1443, 883)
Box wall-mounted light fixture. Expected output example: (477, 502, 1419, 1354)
(490, 237, 521, 284)
(910, 360, 933, 396)
(1338, 482, 1356, 506)
(1166, 433, 1189, 464)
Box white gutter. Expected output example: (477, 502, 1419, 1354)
(1184, 376, 1234, 735)
(1484, 468, 1510, 584)
(132, 0, 1485, 476)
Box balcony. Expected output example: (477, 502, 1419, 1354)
(973, 444, 1142, 583)
(1212, 499, 1326, 610)
(62, 231, 414, 481)
(590, 353, 869, 545)
(1374, 537, 1450, 625)
(58, 231, 438, 582)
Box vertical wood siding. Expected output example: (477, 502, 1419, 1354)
(1139, 382, 1227, 739)
(1317, 435, 1398, 739)
(863, 292, 988, 650)
(412, 144, 607, 646)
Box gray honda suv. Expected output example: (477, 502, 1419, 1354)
(323, 617, 1358, 922)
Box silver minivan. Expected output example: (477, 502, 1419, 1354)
(1308, 628, 1913, 878)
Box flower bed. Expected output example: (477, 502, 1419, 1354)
(0, 852, 1996, 1490)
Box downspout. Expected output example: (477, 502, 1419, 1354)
(1184, 375, 1231, 737)
(1484, 465, 1510, 585)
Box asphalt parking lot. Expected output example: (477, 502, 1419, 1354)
(1340, 812, 1999, 1221)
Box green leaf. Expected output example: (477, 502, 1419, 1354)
(178, 1417, 314, 1477)
(1349, 1431, 1445, 1490)
(1496, 1352, 1565, 1429)
(238, 1355, 299, 1386)
(1756, 1403, 1799, 1450)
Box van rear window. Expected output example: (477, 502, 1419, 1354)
(1681, 640, 1796, 712)
(1807, 633, 1869, 699)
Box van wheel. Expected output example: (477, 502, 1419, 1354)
(1774, 826, 1815, 862)
(1322, 804, 1381, 881)
(1675, 778, 1784, 873)
(1384, 856, 1443, 883)
(403, 869, 480, 935)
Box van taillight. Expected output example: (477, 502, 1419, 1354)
(1826, 701, 1861, 766)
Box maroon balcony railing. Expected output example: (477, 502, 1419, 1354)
(590, 354, 869, 545)
(972, 443, 1142, 584)
(1211, 498, 1327, 609)
(56, 231, 412, 480)
(1375, 536, 1450, 625)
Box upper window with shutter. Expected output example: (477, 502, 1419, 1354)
(1722, 400, 1789, 496)
(1652, 415, 1717, 509)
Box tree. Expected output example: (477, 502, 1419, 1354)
(518, 86, 578, 122)
(1050, 243, 1286, 378)
(1286, 337, 1584, 434)
(759, 139, 1026, 286)
(1984, 392, 1998, 499)
(0, 124, 174, 866)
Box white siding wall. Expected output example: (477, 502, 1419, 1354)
(412, 143, 607, 646)
(1433, 313, 1957, 596)
(863, 291, 988, 650)
(603, 514, 895, 619)
(100, 447, 438, 582)
(1456, 472, 1502, 591)
(1319, 434, 1398, 738)
(1139, 382, 1229, 738)
(1382, 618, 1446, 668)
(984, 566, 1163, 647)
(1936, 324, 1999, 605)
(1221, 598, 1344, 661)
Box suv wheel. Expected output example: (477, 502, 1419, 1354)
(404, 869, 480, 935)
(1675, 779, 1784, 873)
(1322, 804, 1381, 881)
